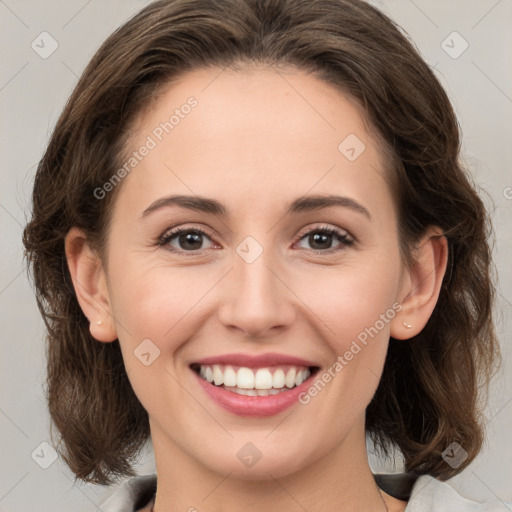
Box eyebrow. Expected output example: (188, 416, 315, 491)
(141, 194, 371, 220)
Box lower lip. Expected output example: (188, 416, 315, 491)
(193, 370, 315, 417)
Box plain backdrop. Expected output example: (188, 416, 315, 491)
(1, 1, 511, 510)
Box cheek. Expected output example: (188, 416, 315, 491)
(106, 258, 205, 360)
(299, 259, 401, 410)
(294, 259, 400, 349)
(105, 262, 202, 416)
(293, 258, 400, 411)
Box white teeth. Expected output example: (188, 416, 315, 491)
(237, 367, 255, 389)
(272, 368, 285, 388)
(254, 368, 273, 389)
(221, 386, 289, 396)
(297, 368, 311, 385)
(196, 364, 313, 391)
(234, 387, 257, 396)
(223, 365, 237, 387)
(285, 368, 296, 388)
(213, 365, 223, 385)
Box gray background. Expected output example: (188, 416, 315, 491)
(1, 0, 511, 510)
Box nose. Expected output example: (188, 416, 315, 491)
(217, 251, 296, 339)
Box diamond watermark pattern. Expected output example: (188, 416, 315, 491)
(236, 236, 263, 264)
(134, 338, 161, 366)
(338, 134, 366, 161)
(236, 442, 263, 468)
(31, 31, 59, 59)
(31, 441, 58, 469)
(441, 31, 469, 59)
(442, 442, 468, 469)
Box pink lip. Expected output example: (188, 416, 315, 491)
(192, 352, 319, 369)
(190, 353, 320, 417)
(193, 371, 316, 417)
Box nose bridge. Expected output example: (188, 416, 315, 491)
(236, 249, 278, 304)
(217, 239, 295, 336)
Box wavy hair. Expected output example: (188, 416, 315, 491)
(22, 0, 500, 484)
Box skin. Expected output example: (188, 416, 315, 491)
(66, 65, 447, 512)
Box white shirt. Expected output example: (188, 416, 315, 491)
(99, 472, 510, 511)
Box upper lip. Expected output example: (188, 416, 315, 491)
(191, 352, 320, 369)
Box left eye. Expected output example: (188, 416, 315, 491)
(295, 226, 354, 252)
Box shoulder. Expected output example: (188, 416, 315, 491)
(100, 473, 157, 512)
(405, 474, 509, 511)
(375, 472, 509, 511)
(99, 472, 510, 512)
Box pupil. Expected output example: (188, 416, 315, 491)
(180, 232, 202, 250)
(310, 233, 331, 250)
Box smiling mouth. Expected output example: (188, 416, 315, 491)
(190, 363, 319, 396)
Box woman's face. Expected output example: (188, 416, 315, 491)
(101, 65, 409, 478)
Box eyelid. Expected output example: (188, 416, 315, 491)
(157, 223, 218, 249)
(157, 222, 355, 254)
(293, 224, 355, 254)
(295, 223, 353, 242)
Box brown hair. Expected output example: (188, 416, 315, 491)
(23, 0, 500, 485)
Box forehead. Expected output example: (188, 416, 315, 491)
(113, 65, 395, 224)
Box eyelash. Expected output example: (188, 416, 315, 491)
(156, 224, 355, 255)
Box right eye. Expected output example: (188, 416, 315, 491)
(157, 226, 217, 253)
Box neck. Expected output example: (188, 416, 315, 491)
(150, 418, 395, 512)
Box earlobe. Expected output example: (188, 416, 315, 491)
(64, 227, 117, 342)
(391, 227, 448, 340)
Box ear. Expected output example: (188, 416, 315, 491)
(64, 227, 117, 342)
(391, 227, 448, 340)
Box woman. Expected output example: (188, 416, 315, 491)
(22, 0, 505, 510)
